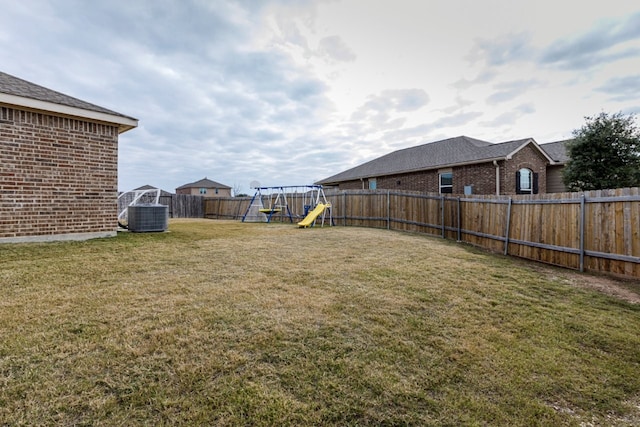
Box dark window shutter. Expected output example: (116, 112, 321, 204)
(533, 173, 539, 194)
(516, 170, 521, 194)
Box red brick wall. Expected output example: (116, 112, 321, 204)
(0, 106, 120, 241)
(337, 171, 441, 192)
(337, 180, 365, 190)
(502, 143, 548, 194)
(452, 162, 499, 194)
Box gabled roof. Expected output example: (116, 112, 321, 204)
(540, 139, 571, 164)
(176, 178, 231, 190)
(134, 185, 173, 197)
(317, 135, 554, 185)
(0, 71, 137, 133)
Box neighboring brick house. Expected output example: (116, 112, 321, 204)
(0, 71, 138, 243)
(317, 135, 569, 195)
(175, 177, 231, 197)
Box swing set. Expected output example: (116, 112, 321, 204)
(242, 185, 333, 227)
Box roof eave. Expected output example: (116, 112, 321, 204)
(319, 156, 510, 185)
(0, 93, 138, 134)
(505, 138, 556, 164)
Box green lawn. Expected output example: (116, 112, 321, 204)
(1, 219, 639, 426)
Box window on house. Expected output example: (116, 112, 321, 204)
(199, 188, 207, 194)
(215, 188, 219, 194)
(516, 168, 538, 194)
(439, 172, 453, 194)
(369, 178, 377, 190)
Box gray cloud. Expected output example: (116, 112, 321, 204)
(480, 103, 536, 128)
(486, 79, 543, 105)
(439, 96, 475, 114)
(621, 105, 640, 117)
(540, 11, 640, 70)
(466, 32, 533, 66)
(433, 111, 483, 128)
(350, 89, 429, 131)
(451, 70, 498, 90)
(359, 89, 430, 113)
(595, 75, 640, 101)
(515, 103, 536, 115)
(383, 111, 484, 145)
(317, 35, 357, 62)
(23, 0, 337, 191)
(389, 89, 430, 112)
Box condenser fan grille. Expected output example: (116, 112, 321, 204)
(127, 204, 168, 232)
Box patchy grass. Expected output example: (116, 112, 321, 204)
(1, 219, 639, 426)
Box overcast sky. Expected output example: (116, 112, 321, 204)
(1, 0, 639, 193)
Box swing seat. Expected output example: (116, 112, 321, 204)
(259, 208, 282, 214)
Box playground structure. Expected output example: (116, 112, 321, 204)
(242, 185, 333, 227)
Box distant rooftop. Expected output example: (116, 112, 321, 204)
(176, 178, 231, 190)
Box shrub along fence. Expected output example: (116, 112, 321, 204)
(202, 188, 640, 279)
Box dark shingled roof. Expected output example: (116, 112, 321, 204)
(133, 185, 173, 197)
(317, 135, 541, 185)
(176, 178, 231, 190)
(0, 71, 135, 120)
(539, 139, 571, 164)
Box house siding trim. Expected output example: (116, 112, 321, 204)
(0, 93, 137, 133)
(505, 138, 555, 164)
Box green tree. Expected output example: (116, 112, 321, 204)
(562, 112, 640, 191)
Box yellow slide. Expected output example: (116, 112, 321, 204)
(297, 203, 327, 228)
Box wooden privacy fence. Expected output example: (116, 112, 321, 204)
(202, 188, 640, 279)
(329, 188, 640, 279)
(204, 197, 252, 220)
(157, 194, 205, 218)
(118, 193, 205, 219)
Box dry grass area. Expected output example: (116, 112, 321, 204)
(1, 219, 640, 426)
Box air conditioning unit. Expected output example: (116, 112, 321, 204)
(127, 204, 168, 232)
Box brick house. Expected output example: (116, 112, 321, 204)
(175, 177, 231, 197)
(317, 135, 569, 195)
(0, 71, 138, 243)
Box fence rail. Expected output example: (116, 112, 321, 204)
(200, 188, 640, 279)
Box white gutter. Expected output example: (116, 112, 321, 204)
(493, 160, 500, 195)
